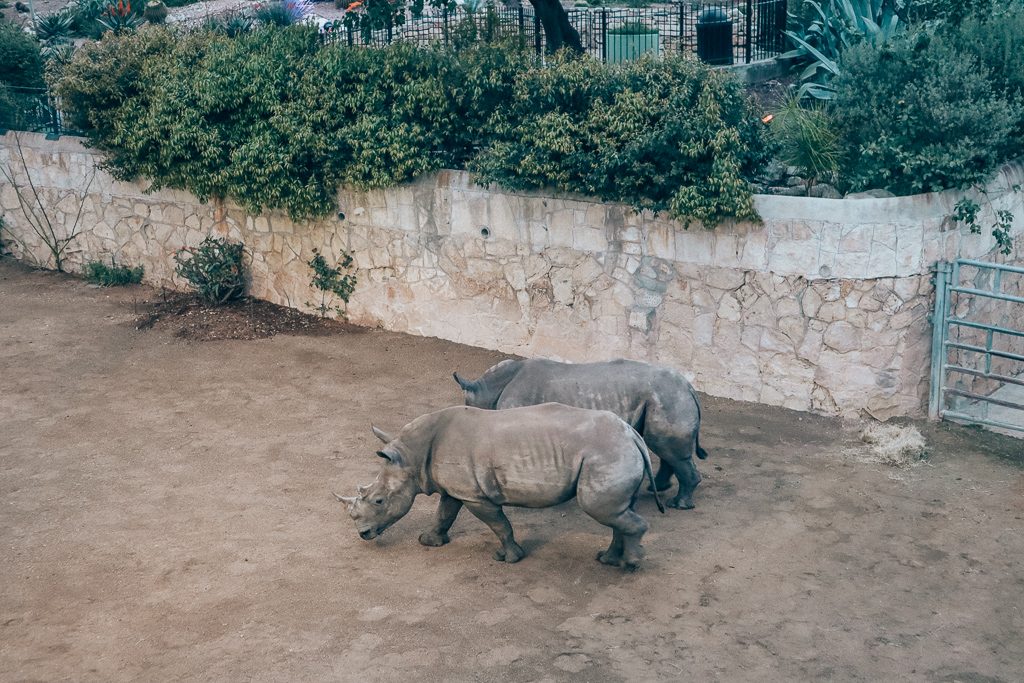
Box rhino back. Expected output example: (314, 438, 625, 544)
(495, 359, 697, 435)
(429, 405, 631, 508)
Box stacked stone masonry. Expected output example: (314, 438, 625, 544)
(3, 133, 1023, 419)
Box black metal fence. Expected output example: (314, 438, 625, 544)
(321, 1, 789, 65)
(0, 86, 84, 139)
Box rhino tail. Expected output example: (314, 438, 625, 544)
(689, 383, 709, 460)
(633, 428, 665, 514)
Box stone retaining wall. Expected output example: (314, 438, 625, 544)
(3, 132, 1023, 419)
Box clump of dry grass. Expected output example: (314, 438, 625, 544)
(859, 422, 927, 467)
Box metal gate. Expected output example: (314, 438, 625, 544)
(929, 259, 1024, 434)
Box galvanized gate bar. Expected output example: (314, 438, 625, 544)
(928, 262, 952, 419)
(946, 364, 1024, 388)
(940, 410, 1024, 434)
(943, 342, 1024, 364)
(955, 259, 1024, 274)
(947, 318, 1024, 339)
(929, 259, 1024, 433)
(944, 388, 1024, 412)
(948, 286, 1024, 305)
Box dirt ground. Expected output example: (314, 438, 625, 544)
(1, 257, 1023, 682)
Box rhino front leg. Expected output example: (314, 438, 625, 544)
(419, 493, 463, 547)
(462, 501, 525, 563)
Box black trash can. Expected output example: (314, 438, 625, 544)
(756, 0, 788, 55)
(697, 7, 734, 66)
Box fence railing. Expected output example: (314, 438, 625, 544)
(0, 86, 84, 140)
(321, 1, 789, 65)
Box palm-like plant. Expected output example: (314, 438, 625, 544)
(783, 0, 902, 99)
(34, 10, 75, 44)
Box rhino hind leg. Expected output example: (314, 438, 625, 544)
(667, 457, 702, 510)
(463, 501, 526, 563)
(419, 493, 463, 547)
(647, 433, 703, 510)
(647, 458, 675, 493)
(592, 509, 648, 571)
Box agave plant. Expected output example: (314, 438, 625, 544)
(97, 0, 145, 35)
(204, 10, 256, 36)
(783, 0, 902, 99)
(34, 10, 76, 44)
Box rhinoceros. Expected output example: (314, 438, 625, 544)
(453, 358, 708, 510)
(336, 403, 663, 570)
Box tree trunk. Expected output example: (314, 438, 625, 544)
(528, 0, 584, 54)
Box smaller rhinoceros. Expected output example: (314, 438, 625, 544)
(336, 404, 663, 570)
(453, 358, 708, 509)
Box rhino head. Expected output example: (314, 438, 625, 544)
(453, 359, 523, 409)
(336, 426, 418, 541)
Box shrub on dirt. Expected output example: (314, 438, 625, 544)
(84, 259, 144, 286)
(174, 236, 246, 305)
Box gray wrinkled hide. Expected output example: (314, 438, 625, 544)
(455, 358, 707, 509)
(344, 404, 657, 570)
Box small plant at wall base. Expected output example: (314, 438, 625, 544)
(85, 259, 144, 286)
(174, 236, 246, 305)
(307, 248, 357, 319)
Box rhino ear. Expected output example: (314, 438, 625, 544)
(376, 447, 402, 466)
(371, 425, 393, 444)
(453, 371, 476, 392)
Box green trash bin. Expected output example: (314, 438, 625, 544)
(605, 21, 660, 64)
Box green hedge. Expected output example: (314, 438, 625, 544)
(470, 54, 769, 226)
(56, 26, 769, 226)
(832, 31, 1017, 195)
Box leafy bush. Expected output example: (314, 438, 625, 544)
(471, 54, 770, 226)
(952, 4, 1024, 156)
(899, 0, 997, 25)
(85, 259, 144, 286)
(832, 31, 1016, 195)
(0, 21, 45, 89)
(174, 236, 246, 305)
(57, 31, 767, 226)
(307, 248, 357, 318)
(54, 27, 177, 140)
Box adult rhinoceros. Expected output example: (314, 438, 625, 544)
(453, 359, 708, 510)
(336, 403, 663, 570)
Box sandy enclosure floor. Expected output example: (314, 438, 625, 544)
(1, 258, 1022, 682)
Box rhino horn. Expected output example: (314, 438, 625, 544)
(371, 425, 393, 444)
(452, 371, 476, 392)
(333, 492, 358, 505)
